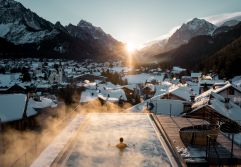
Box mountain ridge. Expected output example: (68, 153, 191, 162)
(153, 21, 241, 78)
(0, 0, 126, 61)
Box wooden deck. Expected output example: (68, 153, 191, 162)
(152, 115, 241, 166)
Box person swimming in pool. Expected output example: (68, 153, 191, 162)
(116, 137, 127, 150)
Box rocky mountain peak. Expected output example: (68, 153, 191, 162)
(77, 20, 93, 27)
(166, 18, 216, 50)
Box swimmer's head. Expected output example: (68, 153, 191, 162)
(120, 137, 124, 143)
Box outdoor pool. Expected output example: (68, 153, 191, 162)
(61, 113, 172, 167)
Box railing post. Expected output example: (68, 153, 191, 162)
(231, 133, 234, 158)
(208, 136, 211, 159)
(206, 135, 209, 159)
(25, 152, 27, 167)
(169, 103, 172, 117)
(155, 99, 157, 115)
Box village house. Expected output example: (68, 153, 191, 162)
(186, 92, 241, 145)
(191, 72, 202, 82)
(0, 93, 56, 130)
(70, 74, 107, 83)
(48, 67, 63, 84)
(195, 82, 241, 106)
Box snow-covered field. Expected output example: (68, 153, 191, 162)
(60, 113, 171, 167)
(123, 73, 164, 84)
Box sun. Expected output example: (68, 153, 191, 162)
(126, 42, 137, 53)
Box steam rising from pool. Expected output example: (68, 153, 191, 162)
(63, 113, 171, 167)
(0, 98, 146, 166)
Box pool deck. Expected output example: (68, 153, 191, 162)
(152, 115, 241, 166)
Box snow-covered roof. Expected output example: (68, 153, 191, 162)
(192, 97, 209, 109)
(191, 72, 202, 78)
(98, 82, 120, 90)
(172, 66, 186, 74)
(98, 88, 127, 101)
(232, 76, 241, 87)
(80, 82, 127, 103)
(83, 82, 97, 89)
(0, 94, 37, 123)
(0, 73, 21, 87)
(28, 97, 56, 109)
(36, 84, 51, 89)
(80, 90, 98, 103)
(210, 98, 241, 126)
(98, 94, 120, 102)
(187, 82, 200, 96)
(169, 86, 194, 101)
(202, 75, 212, 80)
(144, 83, 155, 91)
(7, 83, 26, 90)
(195, 82, 241, 101)
(199, 79, 225, 85)
(191, 93, 241, 125)
(154, 85, 169, 96)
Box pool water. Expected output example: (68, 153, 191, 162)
(62, 113, 171, 167)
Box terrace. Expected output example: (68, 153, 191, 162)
(152, 116, 241, 166)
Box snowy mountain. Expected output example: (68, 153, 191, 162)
(0, 0, 59, 44)
(212, 19, 241, 36)
(137, 18, 216, 57)
(165, 18, 217, 50)
(134, 39, 167, 63)
(0, 0, 126, 60)
(154, 21, 241, 78)
(221, 19, 240, 27)
(66, 20, 120, 50)
(138, 17, 241, 58)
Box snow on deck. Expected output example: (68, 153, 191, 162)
(30, 114, 85, 167)
(56, 113, 172, 167)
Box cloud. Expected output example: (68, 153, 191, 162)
(141, 25, 181, 48)
(142, 11, 241, 47)
(155, 25, 181, 41)
(203, 11, 241, 26)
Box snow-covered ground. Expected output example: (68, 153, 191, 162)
(123, 73, 164, 84)
(50, 113, 171, 167)
(110, 66, 131, 73)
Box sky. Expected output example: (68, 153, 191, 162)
(17, 0, 241, 47)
